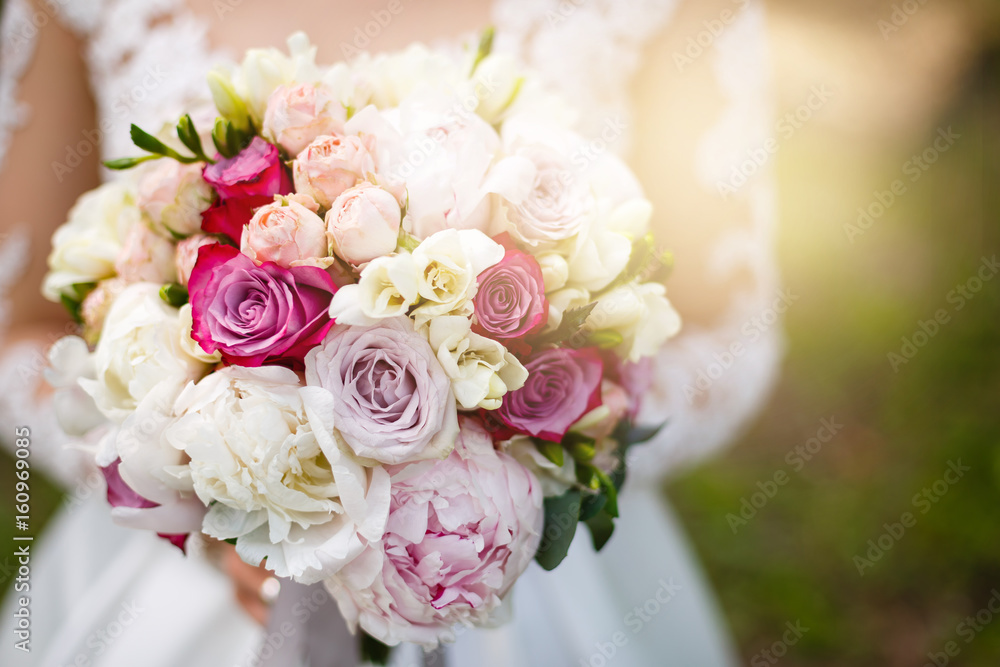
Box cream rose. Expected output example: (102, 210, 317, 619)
(263, 82, 345, 157)
(292, 134, 377, 208)
(135, 160, 214, 237)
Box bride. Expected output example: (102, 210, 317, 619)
(0, 0, 781, 664)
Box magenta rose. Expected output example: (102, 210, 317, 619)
(473, 238, 548, 343)
(495, 347, 604, 442)
(101, 459, 188, 552)
(201, 137, 293, 242)
(188, 244, 336, 367)
(326, 418, 543, 647)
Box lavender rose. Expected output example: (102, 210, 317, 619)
(325, 417, 543, 647)
(188, 244, 336, 367)
(473, 236, 549, 342)
(304, 317, 458, 465)
(496, 347, 604, 442)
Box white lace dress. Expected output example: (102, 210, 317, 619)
(0, 0, 780, 665)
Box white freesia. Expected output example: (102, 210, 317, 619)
(166, 366, 390, 583)
(588, 282, 682, 362)
(78, 283, 212, 423)
(43, 181, 138, 302)
(328, 254, 420, 326)
(472, 53, 523, 124)
(537, 252, 570, 292)
(409, 229, 505, 325)
(226, 32, 322, 124)
(427, 316, 528, 410)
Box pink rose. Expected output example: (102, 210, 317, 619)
(114, 222, 177, 284)
(495, 347, 604, 442)
(576, 380, 629, 442)
(325, 183, 400, 266)
(174, 235, 218, 287)
(201, 137, 293, 243)
(473, 234, 549, 344)
(80, 278, 128, 343)
(263, 83, 345, 157)
(304, 317, 458, 465)
(188, 244, 336, 367)
(326, 418, 543, 647)
(136, 160, 214, 236)
(202, 137, 291, 200)
(241, 194, 331, 268)
(292, 134, 377, 208)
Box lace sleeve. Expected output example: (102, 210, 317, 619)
(493, 0, 783, 484)
(0, 0, 95, 488)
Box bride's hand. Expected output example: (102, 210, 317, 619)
(219, 542, 275, 627)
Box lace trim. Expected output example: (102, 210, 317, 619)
(0, 0, 39, 173)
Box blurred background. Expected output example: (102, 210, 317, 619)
(1, 0, 997, 665)
(664, 0, 1000, 665)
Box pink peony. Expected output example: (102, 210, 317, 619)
(292, 134, 377, 208)
(188, 244, 336, 367)
(495, 347, 604, 442)
(325, 418, 543, 647)
(101, 459, 189, 553)
(263, 83, 345, 157)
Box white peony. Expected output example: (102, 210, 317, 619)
(43, 180, 139, 302)
(426, 316, 528, 410)
(78, 283, 212, 423)
(587, 282, 682, 362)
(166, 366, 390, 583)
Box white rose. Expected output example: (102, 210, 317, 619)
(169, 366, 389, 583)
(326, 183, 401, 266)
(262, 82, 345, 157)
(426, 316, 528, 410)
(78, 283, 212, 423)
(43, 181, 138, 302)
(409, 229, 505, 326)
(328, 253, 420, 326)
(588, 282, 682, 362)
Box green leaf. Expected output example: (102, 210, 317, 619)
(212, 118, 237, 158)
(578, 491, 607, 522)
(223, 538, 238, 546)
(585, 511, 616, 551)
(103, 155, 160, 170)
(593, 467, 619, 518)
(159, 283, 189, 308)
(470, 26, 495, 74)
(130, 124, 182, 159)
(613, 419, 665, 450)
(225, 120, 243, 157)
(59, 282, 97, 323)
(536, 440, 565, 467)
(177, 114, 209, 160)
(597, 234, 673, 297)
(533, 302, 597, 348)
(359, 632, 393, 665)
(535, 488, 581, 571)
(575, 462, 600, 490)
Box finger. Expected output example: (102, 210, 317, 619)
(235, 587, 270, 627)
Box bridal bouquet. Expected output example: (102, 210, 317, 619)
(42, 30, 680, 652)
